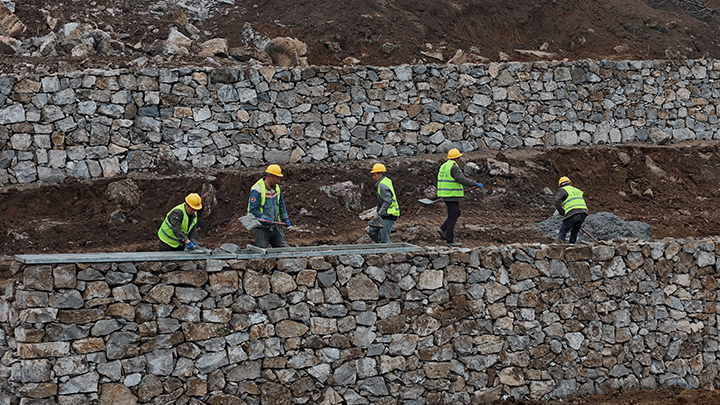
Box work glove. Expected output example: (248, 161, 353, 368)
(476, 182, 484, 188)
(191, 241, 199, 249)
(283, 219, 291, 228)
(185, 241, 195, 250)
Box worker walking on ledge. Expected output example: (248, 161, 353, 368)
(247, 164, 291, 248)
(437, 148, 483, 246)
(158, 193, 202, 251)
(555, 176, 588, 244)
(368, 163, 399, 243)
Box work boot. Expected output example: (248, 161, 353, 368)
(437, 227, 446, 240)
(447, 241, 462, 247)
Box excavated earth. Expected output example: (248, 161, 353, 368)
(3, 141, 720, 261)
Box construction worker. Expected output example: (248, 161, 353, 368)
(158, 193, 202, 251)
(368, 163, 399, 243)
(437, 148, 483, 246)
(247, 164, 291, 248)
(555, 176, 588, 244)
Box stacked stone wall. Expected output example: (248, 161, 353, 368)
(1, 59, 720, 185)
(1, 237, 719, 404)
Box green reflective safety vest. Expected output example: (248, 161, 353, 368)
(378, 177, 400, 217)
(158, 203, 197, 248)
(437, 160, 463, 198)
(562, 185, 588, 213)
(246, 179, 282, 221)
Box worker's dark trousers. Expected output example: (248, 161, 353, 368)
(440, 201, 461, 243)
(159, 241, 185, 251)
(558, 213, 588, 243)
(253, 226, 287, 248)
(368, 217, 396, 243)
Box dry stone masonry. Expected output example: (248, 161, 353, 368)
(0, 237, 719, 404)
(1, 59, 720, 184)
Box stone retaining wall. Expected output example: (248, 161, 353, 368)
(1, 237, 719, 404)
(1, 59, 720, 185)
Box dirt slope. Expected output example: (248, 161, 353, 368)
(11, 0, 720, 67)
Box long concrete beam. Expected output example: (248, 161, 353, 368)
(14, 243, 423, 264)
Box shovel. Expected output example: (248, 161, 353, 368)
(239, 214, 288, 230)
(581, 227, 599, 243)
(418, 185, 480, 205)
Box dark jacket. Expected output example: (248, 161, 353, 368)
(440, 164, 477, 202)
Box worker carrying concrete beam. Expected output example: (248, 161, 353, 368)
(158, 193, 202, 251)
(368, 163, 400, 243)
(436, 148, 483, 247)
(555, 176, 589, 244)
(247, 164, 291, 248)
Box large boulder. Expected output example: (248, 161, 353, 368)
(0, 2, 25, 37)
(265, 37, 308, 67)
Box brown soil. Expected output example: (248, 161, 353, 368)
(3, 141, 720, 257)
(10, 0, 720, 68)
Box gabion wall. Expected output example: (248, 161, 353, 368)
(0, 59, 719, 185)
(0, 237, 718, 404)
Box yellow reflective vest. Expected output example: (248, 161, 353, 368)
(158, 204, 197, 248)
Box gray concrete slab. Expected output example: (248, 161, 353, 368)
(14, 243, 423, 264)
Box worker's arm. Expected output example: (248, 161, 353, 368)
(187, 214, 199, 241)
(168, 208, 189, 242)
(248, 189, 269, 220)
(554, 188, 568, 215)
(278, 192, 289, 220)
(377, 183, 393, 216)
(450, 164, 477, 187)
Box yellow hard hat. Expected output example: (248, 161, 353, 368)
(185, 193, 202, 210)
(371, 163, 386, 173)
(266, 164, 283, 177)
(558, 176, 571, 186)
(447, 148, 462, 159)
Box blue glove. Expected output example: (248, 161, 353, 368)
(185, 241, 195, 250)
(283, 219, 291, 228)
(476, 182, 484, 188)
(191, 241, 199, 249)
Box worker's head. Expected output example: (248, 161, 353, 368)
(371, 163, 386, 181)
(558, 176, 571, 187)
(447, 148, 463, 161)
(184, 193, 202, 213)
(265, 164, 283, 187)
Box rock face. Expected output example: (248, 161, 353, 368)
(1, 237, 720, 403)
(0, 59, 718, 185)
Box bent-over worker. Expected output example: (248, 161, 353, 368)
(368, 163, 399, 243)
(437, 148, 483, 247)
(555, 176, 588, 244)
(247, 164, 291, 248)
(158, 193, 202, 251)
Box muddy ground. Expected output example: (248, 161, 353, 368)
(3, 141, 720, 258)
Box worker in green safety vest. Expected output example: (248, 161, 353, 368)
(158, 193, 203, 251)
(436, 148, 483, 247)
(247, 164, 291, 248)
(554, 176, 589, 244)
(368, 163, 399, 243)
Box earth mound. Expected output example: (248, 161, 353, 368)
(539, 211, 653, 242)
